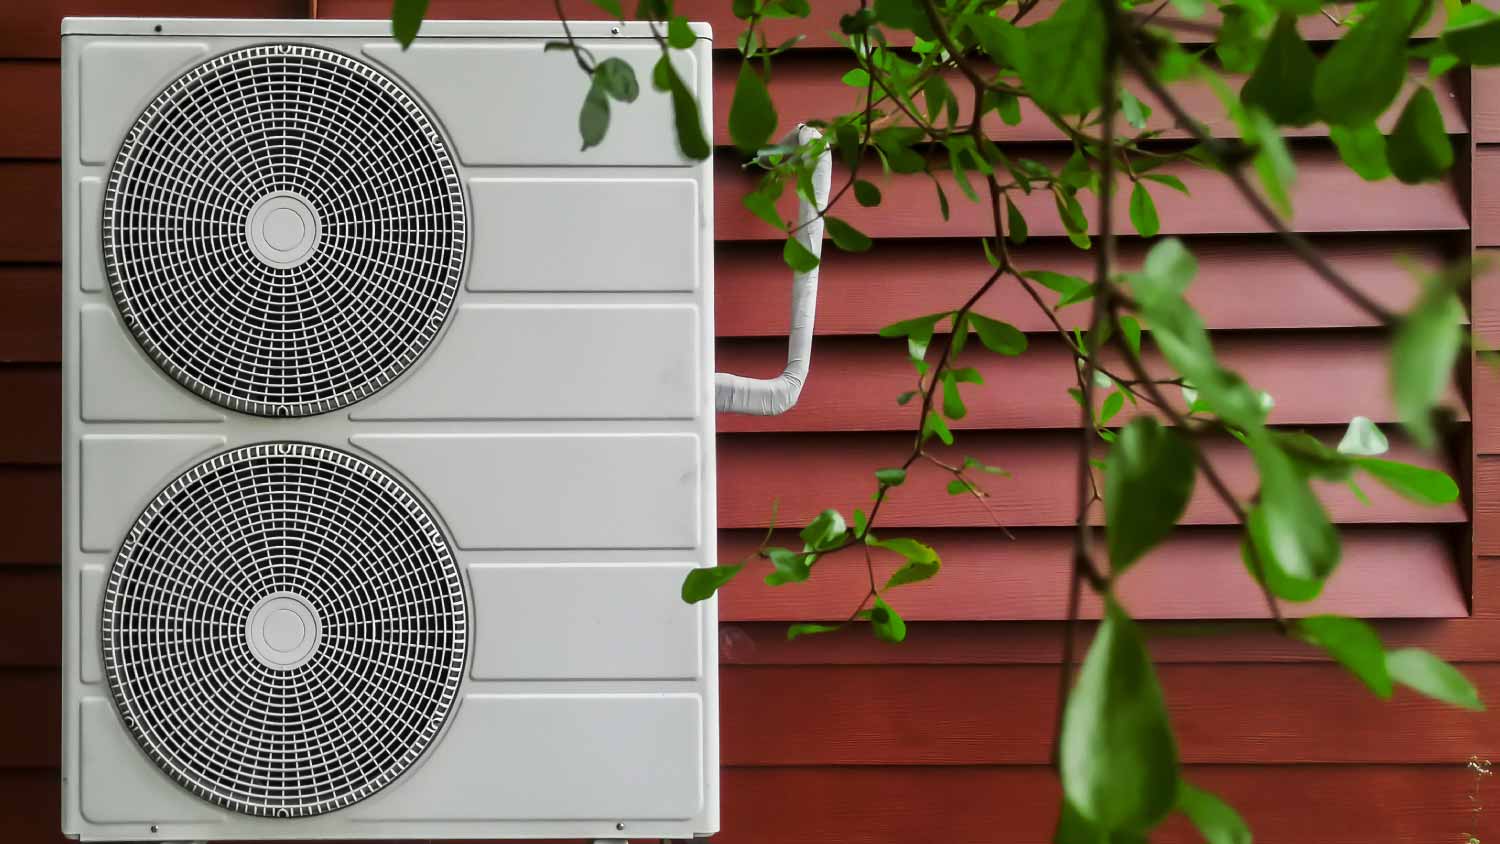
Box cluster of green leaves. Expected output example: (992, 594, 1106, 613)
(388, 0, 1492, 841)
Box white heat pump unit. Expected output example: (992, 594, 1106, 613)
(61, 17, 829, 842)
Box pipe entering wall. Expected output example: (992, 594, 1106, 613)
(714, 125, 832, 416)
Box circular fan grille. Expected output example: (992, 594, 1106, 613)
(102, 45, 467, 417)
(101, 444, 467, 817)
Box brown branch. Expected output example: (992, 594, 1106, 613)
(1053, 3, 1121, 764)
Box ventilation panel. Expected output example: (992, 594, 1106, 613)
(101, 44, 467, 417)
(100, 444, 467, 818)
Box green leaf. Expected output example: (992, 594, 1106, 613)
(1386, 648, 1483, 710)
(854, 179, 882, 207)
(881, 313, 948, 362)
(1355, 457, 1460, 504)
(1213, 5, 1261, 74)
(1276, 430, 1355, 481)
(970, 313, 1027, 355)
(942, 371, 967, 419)
(879, 312, 948, 338)
(1060, 601, 1180, 831)
(876, 126, 928, 173)
(1267, 0, 1324, 13)
(1143, 173, 1189, 195)
(953, 366, 983, 385)
(1295, 615, 1393, 697)
(1387, 87, 1454, 184)
(766, 0, 811, 18)
(868, 595, 908, 643)
(993, 91, 1024, 126)
(594, 57, 640, 102)
(1120, 89, 1152, 130)
(658, 56, 711, 160)
(1132, 237, 1197, 308)
(667, 15, 697, 48)
(933, 177, 951, 220)
(923, 411, 953, 445)
(1119, 315, 1142, 358)
(873, 0, 936, 38)
(1442, 4, 1500, 66)
(1313, 0, 1424, 125)
(681, 563, 744, 602)
(743, 190, 785, 230)
(783, 236, 821, 272)
(1128, 182, 1161, 238)
(1098, 390, 1126, 426)
(1060, 148, 1094, 190)
(728, 62, 777, 154)
(786, 622, 842, 640)
(1241, 15, 1319, 126)
(876, 467, 907, 487)
(826, 216, 873, 252)
(896, 390, 918, 405)
(876, 537, 942, 588)
(1329, 122, 1392, 181)
(1248, 435, 1341, 588)
(391, 0, 429, 48)
(1021, 0, 1107, 115)
(1006, 197, 1029, 244)
(1105, 418, 1197, 575)
(578, 81, 611, 151)
(1391, 285, 1464, 447)
(1244, 109, 1296, 217)
(1337, 416, 1389, 456)
(841, 67, 870, 87)
(1026, 270, 1090, 304)
(800, 509, 848, 551)
(588, 0, 625, 17)
(1177, 782, 1252, 844)
(765, 547, 814, 584)
(965, 12, 1028, 69)
(1242, 518, 1321, 602)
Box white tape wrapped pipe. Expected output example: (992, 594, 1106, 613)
(714, 124, 833, 416)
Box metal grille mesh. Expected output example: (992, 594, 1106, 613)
(101, 444, 467, 817)
(102, 45, 467, 417)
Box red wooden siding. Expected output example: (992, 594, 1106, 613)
(0, 3, 1494, 843)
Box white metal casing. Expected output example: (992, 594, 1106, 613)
(61, 17, 719, 841)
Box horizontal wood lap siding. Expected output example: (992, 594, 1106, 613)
(0, 7, 1486, 844)
(716, 431, 1463, 527)
(715, 149, 1470, 239)
(717, 234, 1447, 335)
(718, 526, 1467, 621)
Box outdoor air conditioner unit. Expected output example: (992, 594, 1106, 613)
(60, 17, 828, 842)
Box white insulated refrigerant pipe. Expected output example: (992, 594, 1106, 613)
(714, 124, 833, 416)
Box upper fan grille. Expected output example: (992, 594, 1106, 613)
(101, 444, 467, 817)
(102, 45, 467, 417)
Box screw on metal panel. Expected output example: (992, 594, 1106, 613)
(149, 824, 158, 832)
(611, 26, 621, 34)
(153, 24, 162, 32)
(617, 822, 626, 830)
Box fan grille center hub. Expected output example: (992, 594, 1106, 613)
(246, 193, 320, 268)
(247, 593, 320, 669)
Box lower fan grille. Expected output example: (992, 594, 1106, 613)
(101, 444, 467, 817)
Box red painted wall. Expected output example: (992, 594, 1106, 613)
(3, 2, 1497, 841)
